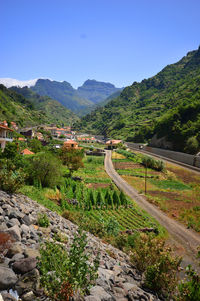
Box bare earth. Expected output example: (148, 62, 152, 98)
(105, 150, 200, 270)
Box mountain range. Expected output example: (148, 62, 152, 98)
(0, 78, 122, 116)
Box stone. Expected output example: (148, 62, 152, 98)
(0, 222, 8, 231)
(7, 243, 24, 258)
(21, 215, 31, 226)
(123, 283, 138, 292)
(1, 292, 18, 301)
(5, 225, 21, 242)
(0, 267, 18, 290)
(10, 253, 25, 263)
(84, 297, 101, 301)
(15, 268, 40, 296)
(24, 248, 40, 258)
(21, 224, 30, 235)
(89, 286, 115, 301)
(21, 291, 35, 301)
(13, 257, 37, 274)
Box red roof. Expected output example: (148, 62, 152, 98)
(21, 148, 34, 155)
(0, 125, 13, 131)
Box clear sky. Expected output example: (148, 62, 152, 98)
(1, 0, 200, 88)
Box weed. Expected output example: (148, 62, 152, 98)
(37, 213, 50, 228)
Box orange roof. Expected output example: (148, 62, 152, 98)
(18, 137, 26, 141)
(106, 140, 122, 145)
(64, 140, 78, 144)
(0, 125, 13, 131)
(21, 148, 35, 155)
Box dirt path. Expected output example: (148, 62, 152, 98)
(105, 150, 200, 268)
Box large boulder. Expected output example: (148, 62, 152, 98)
(13, 257, 37, 274)
(0, 267, 18, 290)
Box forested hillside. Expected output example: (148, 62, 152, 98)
(0, 85, 77, 127)
(10, 86, 78, 125)
(75, 46, 200, 153)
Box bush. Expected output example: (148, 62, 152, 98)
(38, 230, 99, 300)
(25, 152, 62, 188)
(0, 159, 26, 193)
(184, 136, 199, 154)
(141, 155, 164, 171)
(177, 251, 200, 301)
(131, 234, 181, 298)
(37, 213, 50, 228)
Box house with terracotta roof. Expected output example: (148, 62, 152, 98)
(63, 140, 79, 149)
(106, 140, 122, 150)
(0, 123, 13, 150)
(21, 149, 35, 155)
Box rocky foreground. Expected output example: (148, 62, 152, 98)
(0, 191, 160, 301)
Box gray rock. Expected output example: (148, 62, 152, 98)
(21, 291, 36, 301)
(21, 215, 31, 226)
(10, 253, 25, 263)
(0, 222, 8, 231)
(13, 257, 37, 274)
(1, 292, 18, 301)
(21, 224, 30, 235)
(7, 243, 24, 258)
(5, 225, 21, 242)
(89, 286, 115, 301)
(15, 268, 40, 296)
(0, 267, 18, 290)
(85, 296, 101, 301)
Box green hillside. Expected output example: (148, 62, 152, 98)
(0, 85, 77, 127)
(10, 86, 79, 126)
(75, 46, 200, 152)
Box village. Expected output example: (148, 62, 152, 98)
(0, 120, 123, 154)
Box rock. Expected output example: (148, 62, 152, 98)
(85, 296, 101, 301)
(89, 286, 115, 301)
(7, 243, 24, 258)
(21, 291, 36, 301)
(21, 224, 30, 235)
(13, 257, 37, 274)
(1, 292, 18, 301)
(21, 215, 31, 226)
(10, 253, 25, 263)
(24, 248, 40, 258)
(5, 225, 21, 242)
(15, 268, 40, 296)
(0, 267, 18, 290)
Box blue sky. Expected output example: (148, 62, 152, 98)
(1, 0, 200, 88)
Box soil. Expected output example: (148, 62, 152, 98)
(167, 164, 200, 184)
(87, 183, 110, 189)
(114, 162, 143, 169)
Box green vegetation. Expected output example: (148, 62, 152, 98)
(0, 84, 77, 127)
(38, 230, 99, 300)
(10, 86, 78, 125)
(37, 213, 50, 228)
(75, 46, 200, 153)
(112, 150, 200, 232)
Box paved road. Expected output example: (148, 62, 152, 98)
(105, 150, 200, 266)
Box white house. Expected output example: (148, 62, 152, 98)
(0, 124, 13, 150)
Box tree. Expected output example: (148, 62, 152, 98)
(184, 136, 199, 154)
(28, 138, 43, 153)
(2, 142, 18, 159)
(60, 147, 84, 176)
(26, 152, 62, 187)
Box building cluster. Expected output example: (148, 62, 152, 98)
(0, 120, 124, 154)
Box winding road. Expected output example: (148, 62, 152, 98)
(104, 150, 200, 267)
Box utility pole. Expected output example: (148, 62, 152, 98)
(144, 163, 147, 195)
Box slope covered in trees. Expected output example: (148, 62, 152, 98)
(75, 46, 200, 153)
(0, 84, 77, 127)
(10, 86, 78, 125)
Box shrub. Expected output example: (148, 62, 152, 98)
(38, 230, 99, 300)
(0, 165, 26, 193)
(177, 251, 200, 301)
(26, 152, 62, 188)
(141, 155, 165, 171)
(105, 216, 119, 236)
(37, 213, 50, 228)
(130, 234, 181, 298)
